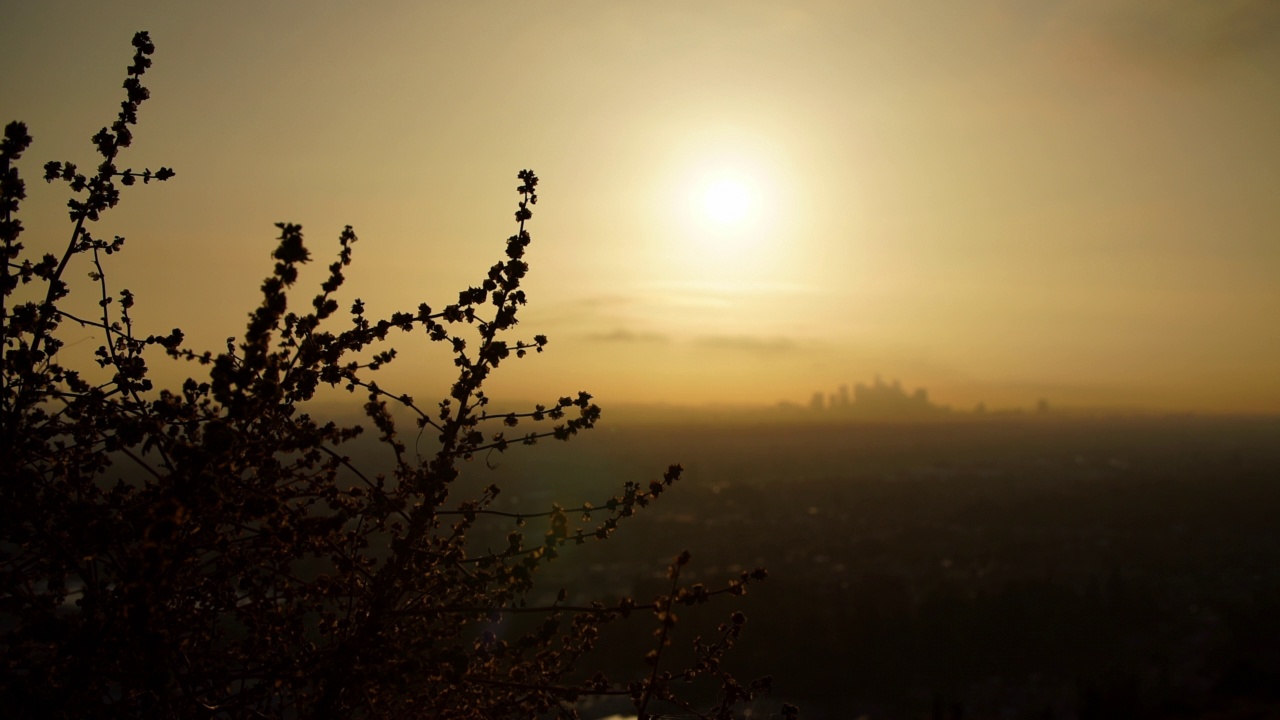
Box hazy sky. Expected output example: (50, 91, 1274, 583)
(4, 1, 1278, 413)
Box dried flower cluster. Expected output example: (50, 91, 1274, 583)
(1, 32, 796, 719)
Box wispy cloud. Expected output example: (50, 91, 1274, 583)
(692, 335, 800, 355)
(526, 294, 634, 327)
(581, 326, 806, 355)
(583, 328, 670, 344)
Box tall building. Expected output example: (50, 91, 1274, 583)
(828, 375, 948, 419)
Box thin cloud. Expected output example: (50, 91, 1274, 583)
(692, 335, 800, 355)
(583, 328, 670, 344)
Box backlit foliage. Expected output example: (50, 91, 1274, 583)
(0, 32, 797, 719)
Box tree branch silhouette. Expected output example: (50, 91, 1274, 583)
(1, 31, 792, 720)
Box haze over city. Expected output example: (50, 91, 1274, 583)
(3, 1, 1278, 414)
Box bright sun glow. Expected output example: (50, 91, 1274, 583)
(702, 177, 753, 227)
(663, 157, 788, 283)
(691, 169, 767, 235)
(657, 133, 800, 287)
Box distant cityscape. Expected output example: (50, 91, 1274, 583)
(781, 375, 1051, 419)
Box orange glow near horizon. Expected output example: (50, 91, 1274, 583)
(2, 2, 1279, 415)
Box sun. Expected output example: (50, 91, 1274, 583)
(701, 177, 753, 227)
(686, 167, 762, 238)
(692, 171, 763, 233)
(661, 160, 783, 281)
(656, 140, 797, 285)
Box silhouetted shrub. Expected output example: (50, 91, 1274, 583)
(1, 32, 796, 720)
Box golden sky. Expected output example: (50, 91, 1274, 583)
(4, 1, 1279, 413)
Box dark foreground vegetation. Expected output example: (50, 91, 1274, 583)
(2, 33, 785, 719)
(451, 413, 1280, 719)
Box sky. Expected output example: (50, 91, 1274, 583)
(3, 1, 1279, 414)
